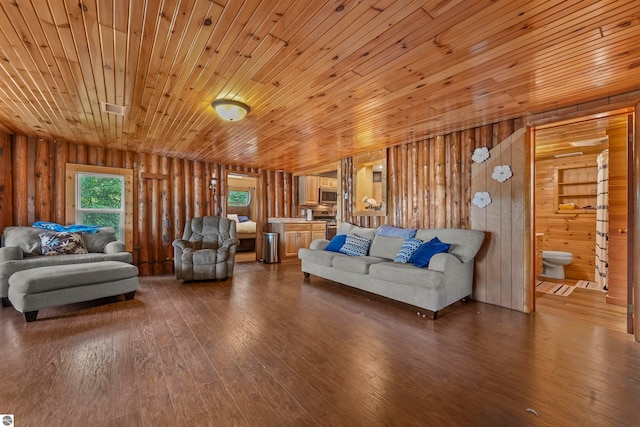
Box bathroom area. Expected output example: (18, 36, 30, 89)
(534, 111, 631, 306)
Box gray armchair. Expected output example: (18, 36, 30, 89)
(172, 216, 238, 281)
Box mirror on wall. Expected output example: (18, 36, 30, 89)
(353, 150, 387, 216)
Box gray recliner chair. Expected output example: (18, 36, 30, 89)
(172, 216, 238, 281)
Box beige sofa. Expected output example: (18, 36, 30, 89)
(0, 226, 132, 307)
(298, 224, 485, 319)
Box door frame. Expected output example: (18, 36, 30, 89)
(528, 103, 638, 340)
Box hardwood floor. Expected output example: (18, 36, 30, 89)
(1, 262, 638, 426)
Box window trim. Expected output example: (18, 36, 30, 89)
(228, 186, 251, 207)
(65, 164, 134, 251)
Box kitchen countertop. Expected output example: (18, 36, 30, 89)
(268, 217, 327, 224)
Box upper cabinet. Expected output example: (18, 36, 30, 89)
(319, 177, 337, 189)
(299, 175, 320, 205)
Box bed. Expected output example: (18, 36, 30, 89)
(228, 213, 256, 251)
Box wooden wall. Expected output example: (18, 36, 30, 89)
(0, 134, 296, 275)
(471, 128, 528, 312)
(340, 119, 524, 230)
(535, 154, 599, 281)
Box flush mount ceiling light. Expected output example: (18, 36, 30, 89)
(212, 99, 250, 121)
(569, 136, 609, 147)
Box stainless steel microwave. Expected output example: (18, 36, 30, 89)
(319, 188, 338, 204)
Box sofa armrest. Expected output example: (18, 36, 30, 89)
(172, 239, 194, 251)
(427, 252, 462, 272)
(104, 241, 127, 254)
(221, 238, 237, 250)
(310, 239, 330, 250)
(0, 246, 23, 261)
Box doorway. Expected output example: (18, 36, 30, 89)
(532, 111, 631, 328)
(226, 172, 258, 262)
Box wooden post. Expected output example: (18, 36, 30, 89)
(434, 135, 446, 228)
(13, 135, 29, 225)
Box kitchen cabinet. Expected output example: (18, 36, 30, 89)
(269, 219, 326, 260)
(319, 177, 337, 189)
(298, 176, 320, 205)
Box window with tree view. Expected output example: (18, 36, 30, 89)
(76, 173, 125, 239)
(228, 189, 250, 206)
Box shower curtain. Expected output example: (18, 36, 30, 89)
(595, 149, 609, 290)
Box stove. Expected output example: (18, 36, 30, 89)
(311, 209, 337, 238)
(311, 209, 336, 225)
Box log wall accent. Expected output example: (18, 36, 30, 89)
(535, 154, 599, 281)
(342, 118, 522, 231)
(0, 135, 296, 275)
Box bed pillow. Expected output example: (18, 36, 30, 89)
(339, 233, 372, 257)
(227, 214, 239, 222)
(409, 237, 451, 268)
(325, 234, 347, 252)
(39, 231, 88, 256)
(238, 215, 250, 223)
(394, 238, 423, 263)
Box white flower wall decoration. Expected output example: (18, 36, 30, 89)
(491, 165, 513, 182)
(472, 191, 492, 208)
(472, 147, 490, 163)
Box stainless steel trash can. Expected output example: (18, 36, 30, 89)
(261, 232, 279, 263)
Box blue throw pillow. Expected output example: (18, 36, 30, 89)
(325, 234, 347, 252)
(238, 215, 250, 223)
(409, 237, 451, 268)
(339, 233, 372, 256)
(376, 224, 417, 239)
(394, 238, 423, 263)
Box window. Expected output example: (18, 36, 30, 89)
(76, 173, 125, 239)
(65, 164, 133, 251)
(228, 188, 250, 206)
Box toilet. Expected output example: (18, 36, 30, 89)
(541, 250, 573, 279)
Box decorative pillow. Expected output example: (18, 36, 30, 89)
(325, 234, 347, 252)
(227, 214, 239, 222)
(83, 227, 117, 253)
(394, 238, 423, 263)
(409, 237, 451, 268)
(238, 215, 250, 223)
(339, 233, 372, 257)
(39, 231, 88, 256)
(377, 224, 417, 239)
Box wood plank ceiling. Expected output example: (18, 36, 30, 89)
(0, 0, 639, 172)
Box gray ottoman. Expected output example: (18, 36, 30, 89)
(8, 261, 139, 322)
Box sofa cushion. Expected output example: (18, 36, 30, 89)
(410, 237, 451, 268)
(332, 255, 386, 274)
(298, 248, 337, 267)
(83, 227, 117, 253)
(336, 223, 376, 240)
(414, 229, 484, 262)
(39, 231, 88, 256)
(0, 252, 133, 283)
(369, 234, 405, 260)
(394, 238, 423, 263)
(9, 261, 138, 294)
(2, 226, 43, 255)
(369, 262, 444, 289)
(325, 234, 347, 252)
(339, 234, 372, 257)
(376, 224, 417, 239)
